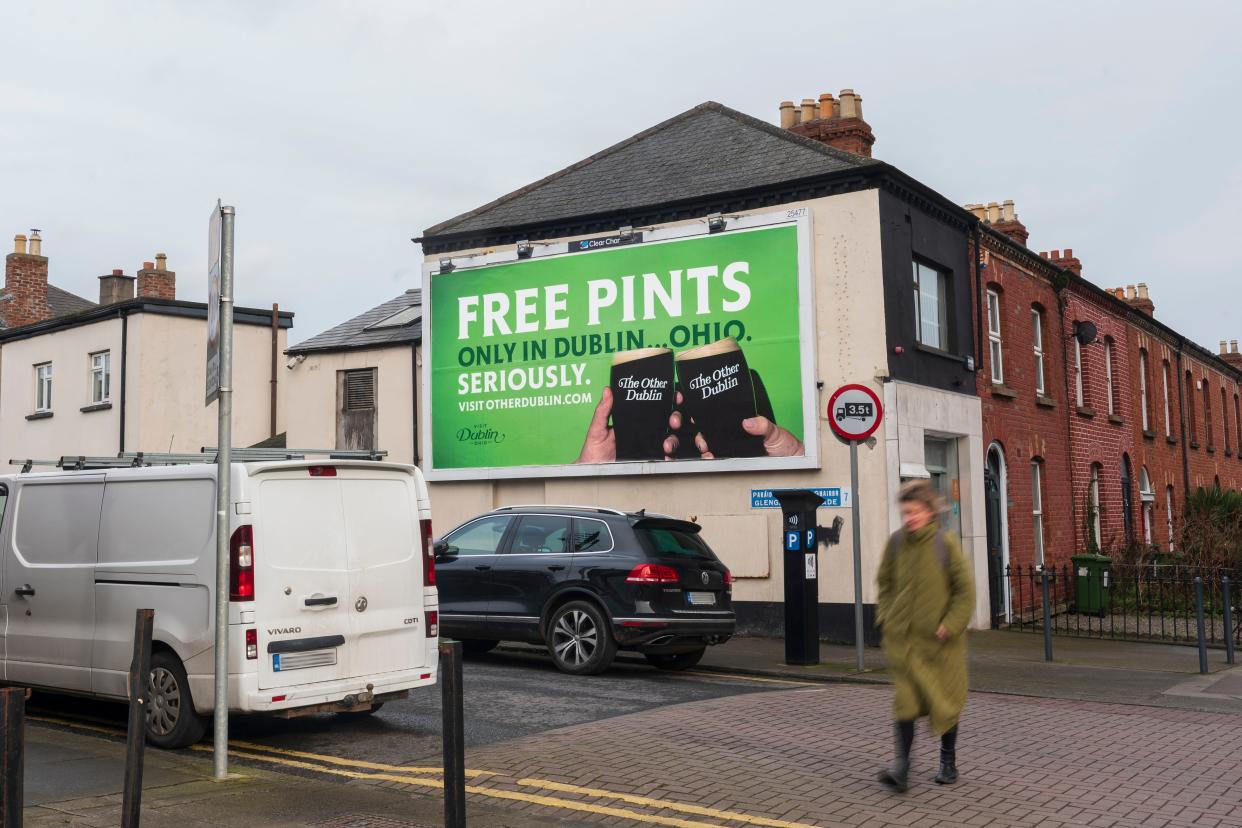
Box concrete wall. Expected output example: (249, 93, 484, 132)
(0, 312, 286, 469)
(423, 190, 926, 621)
(283, 345, 417, 463)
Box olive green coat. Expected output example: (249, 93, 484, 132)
(875, 521, 975, 734)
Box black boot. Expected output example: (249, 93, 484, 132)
(934, 726, 958, 785)
(879, 720, 915, 792)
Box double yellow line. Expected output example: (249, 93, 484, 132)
(30, 713, 820, 828)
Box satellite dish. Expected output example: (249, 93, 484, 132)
(1073, 320, 1098, 346)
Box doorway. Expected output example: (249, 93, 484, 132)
(984, 444, 1010, 627)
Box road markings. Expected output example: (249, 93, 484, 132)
(225, 739, 491, 778)
(681, 670, 820, 687)
(517, 778, 821, 828)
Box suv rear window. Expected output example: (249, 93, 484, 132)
(637, 527, 714, 560)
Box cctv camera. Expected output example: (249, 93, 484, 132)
(286, 355, 304, 370)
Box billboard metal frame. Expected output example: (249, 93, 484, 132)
(420, 208, 819, 481)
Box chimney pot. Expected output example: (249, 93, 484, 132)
(113, 268, 123, 276)
(818, 93, 834, 120)
(1137, 282, 1149, 299)
(1231, 340, 1239, 354)
(839, 89, 858, 118)
(13, 234, 26, 255)
(1001, 200, 1015, 222)
(143, 261, 154, 270)
(779, 100, 796, 129)
(28, 230, 41, 256)
(854, 94, 863, 120)
(1064, 247, 1073, 258)
(801, 98, 817, 122)
(986, 202, 1000, 223)
(1126, 284, 1137, 300)
(1222, 341, 1229, 355)
(156, 253, 167, 271)
(1051, 249, 1061, 259)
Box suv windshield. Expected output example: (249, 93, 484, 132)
(637, 526, 715, 560)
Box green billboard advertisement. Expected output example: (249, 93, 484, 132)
(424, 217, 817, 478)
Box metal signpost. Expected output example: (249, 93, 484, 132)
(827, 383, 884, 672)
(207, 201, 235, 779)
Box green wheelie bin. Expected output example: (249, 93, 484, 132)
(1072, 553, 1112, 616)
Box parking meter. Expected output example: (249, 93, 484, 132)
(774, 489, 843, 666)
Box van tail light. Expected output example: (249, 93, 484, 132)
(625, 563, 681, 584)
(308, 465, 337, 477)
(245, 629, 258, 660)
(724, 569, 734, 588)
(426, 610, 439, 638)
(420, 518, 436, 587)
(230, 525, 255, 601)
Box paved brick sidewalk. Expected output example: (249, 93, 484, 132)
(443, 683, 1242, 827)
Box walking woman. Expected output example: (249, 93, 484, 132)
(876, 479, 975, 792)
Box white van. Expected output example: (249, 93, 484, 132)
(0, 459, 439, 747)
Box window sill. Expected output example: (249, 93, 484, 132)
(1207, 446, 1216, 454)
(990, 384, 1018, 400)
(1167, 435, 1177, 446)
(1108, 414, 1124, 426)
(1190, 441, 1200, 450)
(26, 411, 53, 421)
(1227, 449, 1234, 458)
(1143, 430, 1157, 441)
(80, 402, 113, 413)
(1076, 406, 1095, 419)
(1036, 395, 1057, 409)
(913, 342, 966, 365)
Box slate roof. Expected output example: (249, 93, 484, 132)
(287, 288, 421, 355)
(422, 101, 877, 238)
(47, 284, 96, 317)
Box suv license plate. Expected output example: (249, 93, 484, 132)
(687, 591, 716, 606)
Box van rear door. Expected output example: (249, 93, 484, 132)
(251, 465, 425, 691)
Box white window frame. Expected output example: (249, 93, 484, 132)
(1139, 351, 1149, 432)
(913, 261, 948, 351)
(1031, 460, 1045, 566)
(1089, 464, 1102, 551)
(1162, 362, 1172, 437)
(34, 363, 53, 413)
(1032, 308, 1046, 396)
(1104, 340, 1115, 415)
(90, 351, 111, 404)
(1074, 337, 1084, 407)
(1140, 468, 1154, 546)
(1166, 486, 1175, 551)
(986, 289, 1003, 384)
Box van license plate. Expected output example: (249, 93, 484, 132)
(687, 592, 716, 606)
(273, 650, 337, 672)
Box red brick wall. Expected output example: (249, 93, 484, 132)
(136, 266, 175, 300)
(974, 244, 1074, 569)
(1179, 354, 1242, 491)
(3, 251, 50, 328)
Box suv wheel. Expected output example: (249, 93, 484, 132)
(645, 647, 706, 671)
(546, 601, 616, 675)
(147, 650, 207, 749)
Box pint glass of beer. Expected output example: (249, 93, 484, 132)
(674, 338, 765, 458)
(609, 347, 676, 461)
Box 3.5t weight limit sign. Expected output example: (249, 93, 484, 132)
(827, 384, 883, 441)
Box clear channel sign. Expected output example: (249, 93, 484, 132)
(827, 383, 883, 442)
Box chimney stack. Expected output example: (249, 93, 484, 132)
(780, 87, 876, 157)
(1221, 339, 1242, 372)
(3, 229, 51, 328)
(969, 198, 1029, 246)
(98, 267, 136, 306)
(136, 254, 175, 300)
(1044, 248, 1083, 277)
(1128, 281, 1155, 316)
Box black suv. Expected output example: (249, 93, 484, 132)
(434, 506, 735, 675)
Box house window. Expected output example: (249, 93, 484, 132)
(1088, 463, 1102, 552)
(1186, 372, 1197, 444)
(1139, 350, 1150, 432)
(1224, 387, 1232, 454)
(1031, 459, 1045, 566)
(1162, 362, 1172, 438)
(1203, 379, 1213, 448)
(1104, 338, 1116, 416)
(35, 363, 53, 412)
(1121, 454, 1134, 543)
(986, 289, 1003, 384)
(1234, 393, 1241, 453)
(1166, 485, 1176, 551)
(912, 261, 948, 350)
(90, 351, 111, 404)
(1139, 467, 1155, 546)
(1074, 336, 1085, 407)
(1032, 308, 1046, 396)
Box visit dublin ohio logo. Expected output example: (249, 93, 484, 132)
(456, 424, 506, 445)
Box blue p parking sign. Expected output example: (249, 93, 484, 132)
(785, 531, 802, 551)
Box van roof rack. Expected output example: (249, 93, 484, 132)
(8, 448, 388, 473)
(492, 504, 626, 516)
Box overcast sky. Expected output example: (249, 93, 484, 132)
(2, 1, 1238, 352)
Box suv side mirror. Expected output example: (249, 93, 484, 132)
(433, 539, 454, 561)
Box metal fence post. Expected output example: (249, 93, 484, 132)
(1041, 567, 1053, 662)
(440, 640, 466, 828)
(1224, 576, 1236, 666)
(1194, 577, 1208, 675)
(123, 609, 154, 828)
(1, 687, 24, 828)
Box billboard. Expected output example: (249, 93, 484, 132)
(423, 212, 817, 479)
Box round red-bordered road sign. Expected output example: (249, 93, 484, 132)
(827, 383, 883, 441)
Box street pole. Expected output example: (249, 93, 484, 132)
(212, 205, 235, 780)
(850, 440, 865, 672)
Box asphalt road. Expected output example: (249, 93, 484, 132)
(29, 646, 788, 767)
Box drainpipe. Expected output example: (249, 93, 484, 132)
(1058, 291, 1079, 554)
(119, 309, 128, 453)
(1176, 340, 1190, 495)
(270, 303, 279, 438)
(411, 342, 420, 467)
(972, 224, 984, 374)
